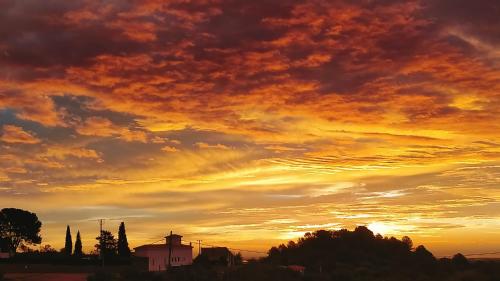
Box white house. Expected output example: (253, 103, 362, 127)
(134, 233, 193, 271)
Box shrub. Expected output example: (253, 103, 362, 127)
(87, 271, 116, 281)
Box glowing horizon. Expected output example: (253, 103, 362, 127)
(1, 0, 499, 258)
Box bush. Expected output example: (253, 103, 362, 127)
(119, 269, 163, 281)
(224, 263, 302, 281)
(87, 271, 116, 281)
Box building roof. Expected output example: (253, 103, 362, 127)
(202, 247, 233, 259)
(134, 244, 192, 251)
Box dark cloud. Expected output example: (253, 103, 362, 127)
(53, 95, 139, 126)
(425, 0, 500, 44)
(0, 0, 145, 68)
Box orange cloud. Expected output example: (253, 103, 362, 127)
(0, 125, 40, 144)
(195, 142, 230, 150)
(161, 146, 179, 153)
(75, 116, 147, 142)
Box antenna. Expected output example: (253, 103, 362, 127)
(167, 230, 173, 269)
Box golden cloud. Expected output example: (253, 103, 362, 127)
(1, 125, 41, 144)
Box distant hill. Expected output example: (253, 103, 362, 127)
(261, 226, 500, 281)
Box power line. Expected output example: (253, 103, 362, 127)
(440, 251, 500, 258)
(148, 237, 166, 245)
(131, 233, 269, 256)
(463, 251, 500, 257)
(146, 235, 500, 258)
(188, 241, 268, 255)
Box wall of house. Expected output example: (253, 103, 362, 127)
(136, 247, 192, 271)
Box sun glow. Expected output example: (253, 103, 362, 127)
(368, 222, 393, 236)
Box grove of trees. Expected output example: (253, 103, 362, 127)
(94, 222, 131, 260)
(262, 226, 500, 281)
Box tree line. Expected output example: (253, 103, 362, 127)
(261, 226, 499, 281)
(0, 208, 130, 260)
(3, 208, 500, 281)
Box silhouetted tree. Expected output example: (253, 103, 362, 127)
(74, 231, 83, 257)
(95, 230, 117, 258)
(117, 222, 130, 258)
(452, 253, 469, 270)
(193, 252, 212, 267)
(234, 252, 243, 265)
(0, 208, 42, 254)
(414, 245, 435, 261)
(402, 236, 413, 250)
(64, 225, 72, 255)
(414, 245, 436, 272)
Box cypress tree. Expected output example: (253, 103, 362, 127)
(117, 222, 130, 258)
(74, 231, 83, 257)
(64, 225, 72, 255)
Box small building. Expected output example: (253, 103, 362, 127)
(287, 265, 306, 275)
(134, 233, 193, 271)
(201, 247, 235, 267)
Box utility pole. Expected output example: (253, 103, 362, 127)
(197, 240, 202, 257)
(167, 231, 172, 269)
(99, 219, 104, 267)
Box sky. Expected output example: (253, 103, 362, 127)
(0, 0, 499, 258)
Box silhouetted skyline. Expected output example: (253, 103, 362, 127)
(0, 0, 499, 258)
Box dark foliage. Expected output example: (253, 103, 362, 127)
(65, 225, 73, 256)
(86, 266, 219, 281)
(0, 208, 42, 254)
(451, 253, 469, 270)
(193, 253, 212, 267)
(117, 222, 131, 258)
(96, 230, 117, 259)
(234, 252, 243, 266)
(265, 226, 421, 270)
(87, 271, 116, 281)
(74, 231, 83, 257)
(165, 266, 219, 281)
(0, 237, 8, 252)
(119, 269, 163, 281)
(224, 263, 302, 281)
(262, 227, 500, 281)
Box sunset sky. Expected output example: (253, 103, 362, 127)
(1, 0, 499, 258)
